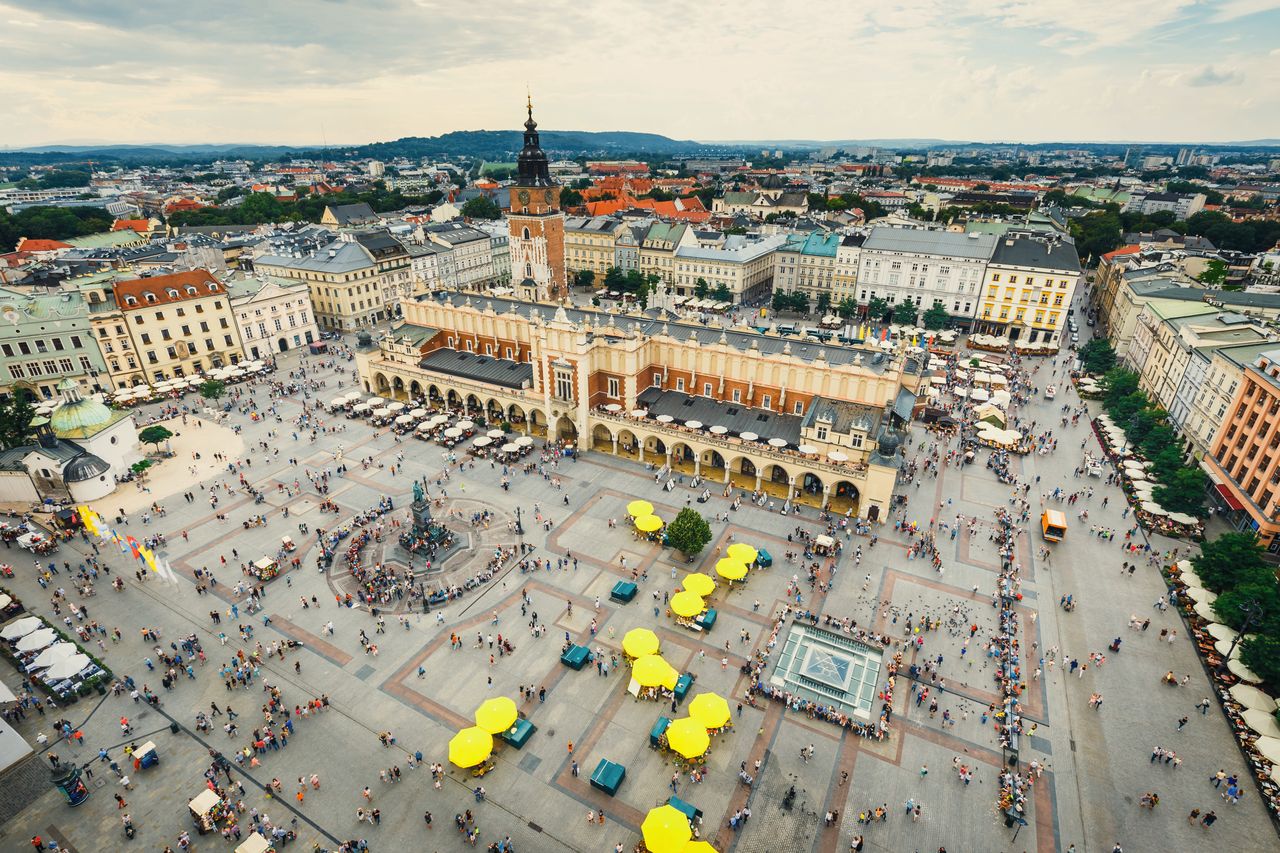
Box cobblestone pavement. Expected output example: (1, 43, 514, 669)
(0, 328, 1276, 853)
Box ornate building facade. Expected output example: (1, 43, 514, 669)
(508, 99, 567, 302)
(357, 294, 919, 521)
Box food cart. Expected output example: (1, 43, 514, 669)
(250, 557, 280, 581)
(235, 831, 274, 853)
(132, 740, 159, 770)
(280, 535, 296, 553)
(189, 788, 225, 834)
(16, 531, 57, 555)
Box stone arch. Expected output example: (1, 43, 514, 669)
(670, 441, 697, 474)
(465, 393, 482, 414)
(798, 471, 825, 507)
(616, 428, 639, 459)
(830, 480, 860, 514)
(645, 435, 666, 456)
(555, 415, 578, 442)
(528, 408, 547, 436)
(701, 448, 726, 480)
(446, 389, 462, 408)
(428, 384, 442, 404)
(391, 375, 406, 400)
(727, 455, 757, 489)
(486, 398, 505, 423)
(373, 372, 391, 394)
(591, 423, 613, 452)
(409, 380, 423, 399)
(507, 403, 526, 427)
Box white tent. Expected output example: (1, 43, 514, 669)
(0, 616, 43, 640)
(45, 653, 92, 680)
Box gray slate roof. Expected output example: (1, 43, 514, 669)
(419, 349, 533, 389)
(862, 228, 997, 260)
(636, 388, 804, 445)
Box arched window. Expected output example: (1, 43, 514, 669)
(525, 263, 533, 278)
(522, 227, 530, 240)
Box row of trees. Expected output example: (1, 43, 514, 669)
(1068, 204, 1280, 261)
(0, 205, 114, 252)
(169, 185, 447, 228)
(1099, 365, 1207, 515)
(1191, 533, 1280, 689)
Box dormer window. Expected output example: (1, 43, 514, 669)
(144, 292, 157, 303)
(124, 296, 137, 306)
(185, 286, 198, 295)
(208, 283, 219, 292)
(166, 288, 179, 298)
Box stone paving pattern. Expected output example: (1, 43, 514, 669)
(0, 336, 1276, 853)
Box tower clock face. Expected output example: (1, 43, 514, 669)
(543, 189, 553, 203)
(517, 190, 530, 206)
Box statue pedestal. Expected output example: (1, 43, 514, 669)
(398, 498, 463, 571)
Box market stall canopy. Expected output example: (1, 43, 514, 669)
(1167, 512, 1199, 525)
(16, 628, 57, 653)
(641, 805, 692, 853)
(1214, 638, 1240, 659)
(1207, 623, 1238, 643)
(474, 697, 518, 734)
(1, 616, 43, 639)
(1140, 501, 1167, 515)
(1178, 569, 1203, 588)
(632, 655, 679, 689)
(1242, 708, 1280, 739)
(235, 832, 272, 853)
(1253, 736, 1280, 764)
(726, 543, 757, 564)
(627, 500, 654, 518)
(1192, 601, 1217, 621)
(714, 558, 747, 581)
(634, 515, 663, 533)
(622, 628, 660, 658)
(457, 420, 475, 431)
(665, 717, 711, 759)
(473, 436, 492, 448)
(688, 692, 731, 729)
(670, 590, 705, 618)
(448, 726, 494, 768)
(189, 789, 221, 815)
(45, 653, 91, 680)
(501, 443, 519, 453)
(1186, 587, 1216, 605)
(682, 573, 716, 597)
(1127, 470, 1147, 481)
(31, 643, 78, 669)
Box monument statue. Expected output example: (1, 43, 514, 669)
(412, 479, 425, 506)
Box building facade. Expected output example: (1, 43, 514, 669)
(774, 233, 840, 305)
(564, 216, 625, 280)
(976, 232, 1082, 345)
(110, 270, 242, 384)
(857, 229, 995, 322)
(424, 223, 496, 292)
(356, 295, 923, 522)
(671, 235, 783, 304)
(0, 287, 108, 400)
(1205, 348, 1280, 553)
(508, 101, 567, 302)
(226, 275, 320, 359)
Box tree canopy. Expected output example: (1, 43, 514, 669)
(138, 425, 173, 450)
(460, 196, 502, 220)
(664, 508, 712, 557)
(1079, 339, 1116, 375)
(199, 380, 227, 400)
(0, 206, 114, 252)
(922, 302, 950, 330)
(0, 391, 36, 451)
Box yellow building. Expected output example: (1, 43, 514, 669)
(110, 269, 243, 384)
(564, 216, 625, 279)
(976, 232, 1082, 346)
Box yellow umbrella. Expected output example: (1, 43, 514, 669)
(665, 717, 711, 759)
(670, 589, 704, 618)
(448, 726, 493, 768)
(622, 627, 660, 658)
(627, 499, 655, 517)
(642, 804, 692, 853)
(635, 514, 663, 533)
(683, 842, 718, 853)
(632, 654, 679, 689)
(688, 692, 731, 728)
(726, 543, 757, 564)
(474, 697, 518, 734)
(715, 558, 747, 581)
(682, 573, 716, 597)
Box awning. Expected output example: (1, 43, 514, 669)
(1214, 483, 1245, 512)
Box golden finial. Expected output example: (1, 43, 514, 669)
(526, 88, 533, 118)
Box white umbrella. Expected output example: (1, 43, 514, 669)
(45, 654, 92, 681)
(1193, 601, 1217, 621)
(1, 616, 44, 640)
(387, 401, 405, 413)
(630, 409, 648, 418)
(457, 420, 475, 431)
(797, 444, 817, 454)
(344, 391, 363, 402)
(365, 396, 383, 407)
(1228, 658, 1262, 683)
(1140, 501, 1166, 515)
(604, 404, 622, 412)
(829, 451, 849, 463)
(16, 628, 58, 653)
(501, 443, 519, 453)
(739, 431, 758, 442)
(684, 420, 703, 430)
(1175, 559, 1193, 572)
(1186, 587, 1216, 604)
(487, 429, 505, 439)
(1208, 623, 1239, 642)
(32, 643, 78, 669)
(1167, 512, 1199, 526)
(709, 425, 728, 435)
(1128, 470, 1147, 481)
(372, 408, 391, 419)
(444, 427, 463, 439)
(656, 415, 674, 423)
(1230, 683, 1275, 711)
(515, 436, 533, 447)
(1255, 736, 1280, 764)
(0, 594, 10, 609)
(329, 397, 347, 409)
(1244, 709, 1280, 739)
(768, 438, 788, 448)
(352, 404, 369, 414)
(1214, 638, 1240, 658)
(473, 436, 492, 448)
(410, 408, 428, 418)
(394, 415, 414, 426)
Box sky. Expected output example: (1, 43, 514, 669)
(1, 0, 1279, 148)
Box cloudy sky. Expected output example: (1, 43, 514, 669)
(1, 0, 1278, 148)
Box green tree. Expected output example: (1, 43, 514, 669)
(138, 425, 173, 452)
(816, 293, 832, 315)
(1192, 532, 1268, 593)
(1211, 579, 1280, 632)
(835, 297, 859, 320)
(603, 266, 625, 290)
(574, 269, 595, 289)
(771, 290, 790, 313)
(199, 380, 226, 400)
(1151, 467, 1206, 516)
(460, 196, 501, 220)
(922, 302, 949, 330)
(664, 507, 712, 557)
(1240, 633, 1280, 691)
(711, 283, 733, 303)
(694, 277, 709, 299)
(1068, 209, 1123, 261)
(866, 296, 891, 322)
(1196, 259, 1228, 287)
(1079, 339, 1116, 374)
(559, 188, 584, 207)
(892, 302, 918, 324)
(0, 391, 36, 450)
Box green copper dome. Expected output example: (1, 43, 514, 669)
(49, 379, 123, 439)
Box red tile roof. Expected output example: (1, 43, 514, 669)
(112, 218, 152, 233)
(15, 238, 72, 252)
(1101, 245, 1142, 261)
(112, 269, 223, 311)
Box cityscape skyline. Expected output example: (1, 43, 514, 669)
(1, 0, 1279, 148)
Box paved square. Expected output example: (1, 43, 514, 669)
(0, 338, 1276, 853)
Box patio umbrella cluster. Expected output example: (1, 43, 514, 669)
(448, 696, 524, 768)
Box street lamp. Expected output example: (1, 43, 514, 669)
(1218, 598, 1263, 673)
(515, 505, 524, 536)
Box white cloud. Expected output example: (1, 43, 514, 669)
(1186, 65, 1244, 86)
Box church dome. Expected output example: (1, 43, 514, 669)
(876, 429, 903, 458)
(49, 379, 114, 437)
(63, 453, 110, 483)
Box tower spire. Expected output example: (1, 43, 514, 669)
(526, 88, 533, 121)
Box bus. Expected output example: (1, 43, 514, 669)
(1041, 510, 1067, 542)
